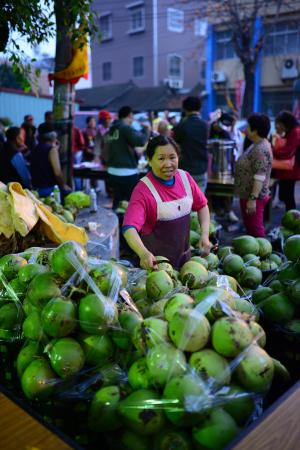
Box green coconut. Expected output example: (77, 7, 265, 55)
(282, 209, 300, 230)
(243, 254, 261, 269)
(261, 293, 295, 324)
(189, 349, 231, 385)
(18, 263, 47, 285)
(240, 266, 262, 289)
(163, 373, 210, 427)
(26, 272, 61, 311)
(164, 293, 194, 321)
(132, 318, 169, 353)
(146, 343, 186, 387)
(180, 261, 208, 289)
(146, 270, 174, 300)
(88, 385, 121, 432)
(221, 384, 255, 426)
(223, 254, 244, 276)
(192, 408, 240, 450)
(79, 294, 118, 334)
(21, 357, 59, 400)
(232, 235, 259, 256)
(50, 240, 88, 280)
(284, 235, 300, 262)
(211, 317, 253, 357)
(16, 341, 41, 379)
(168, 308, 211, 352)
(80, 334, 114, 366)
(128, 357, 151, 390)
(118, 389, 165, 435)
(47, 337, 85, 378)
(235, 345, 274, 393)
(0, 254, 27, 281)
(41, 297, 76, 337)
(256, 238, 272, 258)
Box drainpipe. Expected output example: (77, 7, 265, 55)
(153, 0, 158, 86)
(253, 16, 262, 112)
(204, 24, 216, 119)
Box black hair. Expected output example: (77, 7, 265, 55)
(6, 127, 21, 142)
(146, 135, 180, 160)
(86, 116, 95, 125)
(45, 111, 53, 120)
(38, 123, 55, 134)
(220, 112, 234, 127)
(275, 110, 299, 132)
(118, 106, 132, 119)
(247, 113, 271, 138)
(182, 96, 201, 112)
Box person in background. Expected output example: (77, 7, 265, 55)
(168, 115, 178, 130)
(39, 111, 54, 130)
(0, 119, 6, 150)
(20, 114, 36, 160)
(123, 135, 211, 269)
(82, 116, 97, 162)
(72, 124, 85, 191)
(0, 127, 31, 188)
(157, 120, 172, 138)
(273, 110, 300, 211)
(106, 105, 150, 210)
(30, 124, 71, 197)
(234, 114, 272, 237)
(173, 96, 209, 193)
(96, 110, 112, 165)
(209, 112, 239, 223)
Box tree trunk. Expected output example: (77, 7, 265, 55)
(242, 62, 255, 118)
(53, 0, 74, 186)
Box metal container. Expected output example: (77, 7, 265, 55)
(207, 139, 236, 179)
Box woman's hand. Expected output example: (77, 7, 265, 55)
(139, 249, 158, 270)
(246, 199, 256, 215)
(198, 236, 212, 256)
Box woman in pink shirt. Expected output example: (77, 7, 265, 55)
(123, 135, 211, 270)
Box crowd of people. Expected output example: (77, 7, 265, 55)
(0, 98, 299, 264)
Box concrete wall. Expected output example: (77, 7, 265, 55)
(91, 0, 204, 89)
(92, 0, 154, 87)
(0, 90, 53, 127)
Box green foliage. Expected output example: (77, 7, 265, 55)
(1, 0, 100, 90)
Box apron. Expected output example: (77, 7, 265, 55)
(141, 169, 193, 269)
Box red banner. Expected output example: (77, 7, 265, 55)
(235, 80, 245, 111)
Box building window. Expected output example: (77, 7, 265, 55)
(128, 4, 145, 34)
(194, 18, 207, 37)
(167, 8, 184, 33)
(102, 62, 112, 81)
(264, 21, 300, 56)
(215, 30, 236, 60)
(133, 56, 144, 77)
(99, 13, 112, 41)
(261, 91, 294, 117)
(168, 54, 183, 78)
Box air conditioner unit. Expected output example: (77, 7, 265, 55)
(211, 71, 227, 84)
(281, 58, 299, 80)
(164, 79, 183, 89)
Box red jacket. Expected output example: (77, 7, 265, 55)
(273, 126, 300, 180)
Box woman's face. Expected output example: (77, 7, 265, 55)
(149, 144, 178, 180)
(88, 118, 96, 128)
(16, 132, 24, 147)
(275, 121, 286, 136)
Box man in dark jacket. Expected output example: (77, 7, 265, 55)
(106, 105, 149, 209)
(0, 127, 31, 188)
(173, 96, 208, 192)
